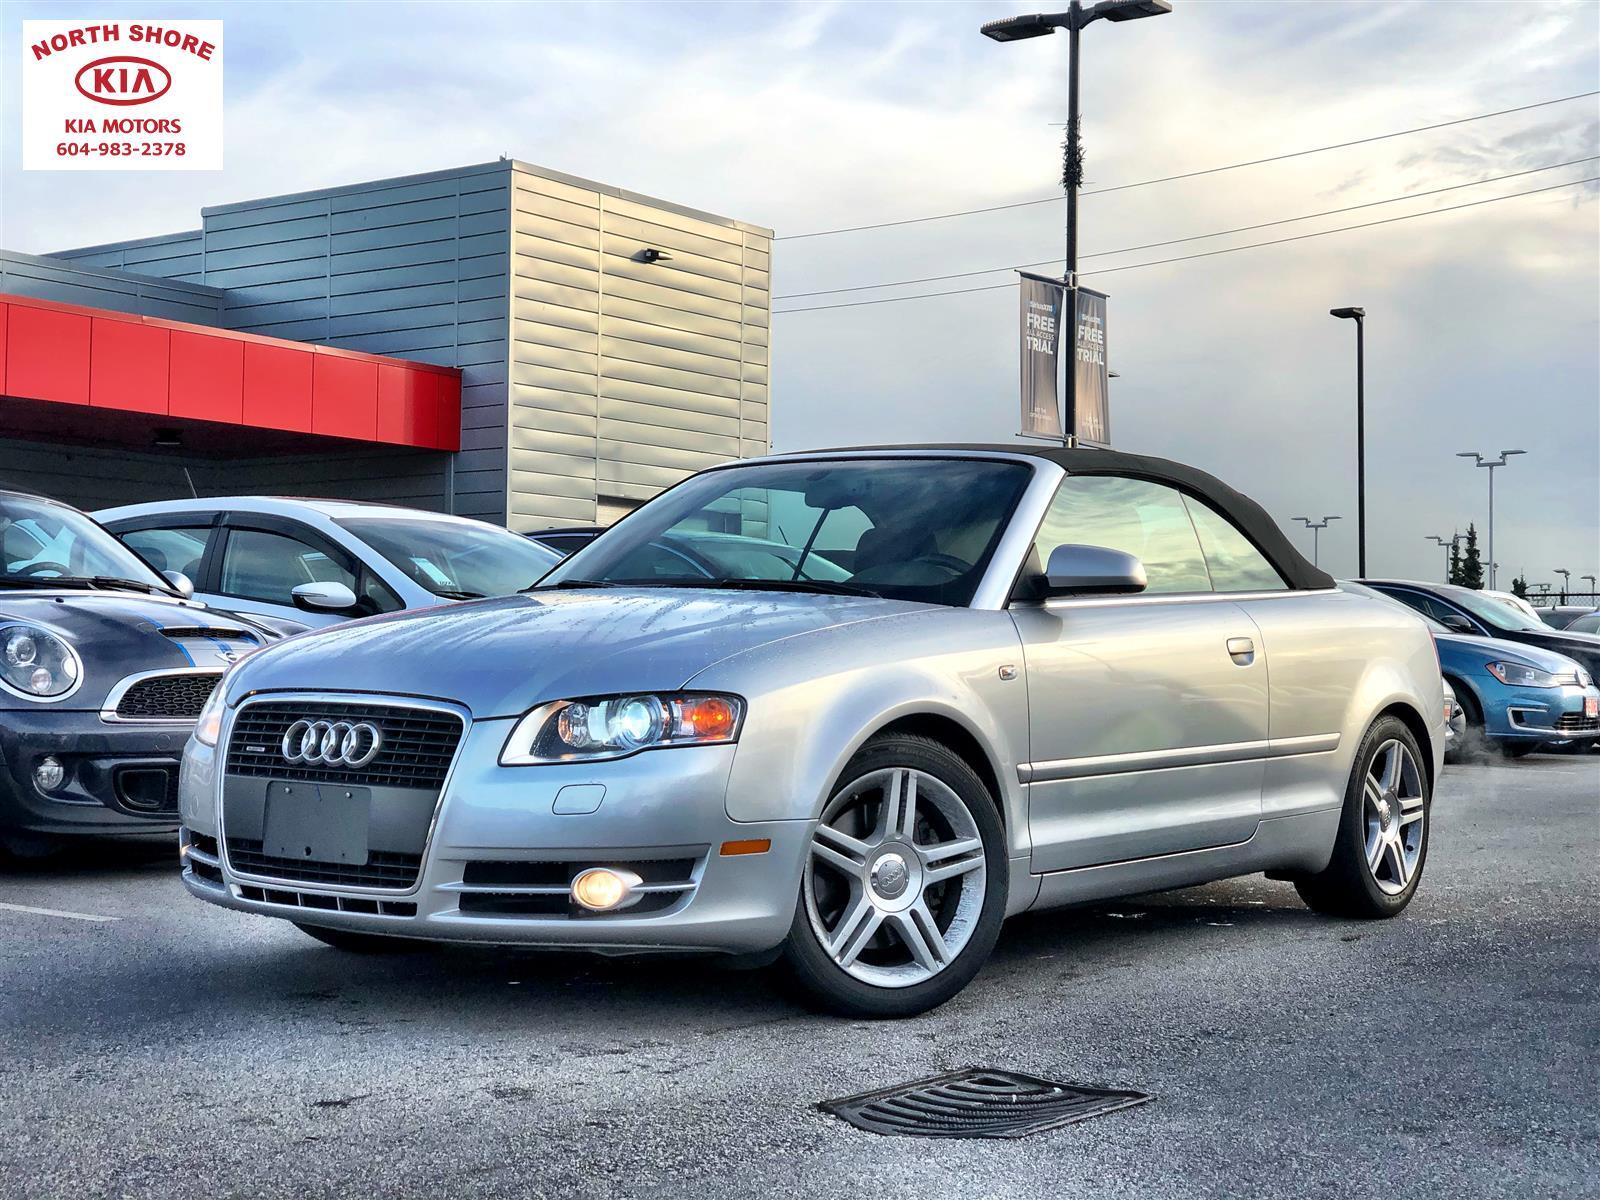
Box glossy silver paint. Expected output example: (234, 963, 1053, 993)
(179, 450, 1447, 955)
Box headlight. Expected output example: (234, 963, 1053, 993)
(193, 678, 228, 747)
(1486, 661, 1565, 688)
(0, 624, 82, 700)
(500, 693, 744, 764)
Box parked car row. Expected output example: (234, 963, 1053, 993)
(9, 445, 1586, 1016)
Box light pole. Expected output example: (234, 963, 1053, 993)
(1554, 568, 1571, 603)
(983, 0, 1172, 444)
(1329, 308, 1366, 576)
(1583, 574, 1597, 594)
(1290, 515, 1340, 568)
(1455, 449, 1526, 590)
(1426, 535, 1452, 582)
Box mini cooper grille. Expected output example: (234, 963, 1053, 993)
(820, 1069, 1151, 1139)
(224, 838, 424, 889)
(116, 673, 220, 720)
(225, 702, 464, 789)
(1555, 712, 1600, 734)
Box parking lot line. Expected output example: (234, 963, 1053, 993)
(0, 901, 120, 924)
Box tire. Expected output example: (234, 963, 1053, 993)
(1445, 682, 1489, 762)
(293, 922, 435, 954)
(781, 733, 1007, 1019)
(1296, 715, 1431, 919)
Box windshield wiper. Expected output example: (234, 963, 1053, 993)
(433, 588, 486, 600)
(90, 576, 172, 595)
(525, 578, 622, 592)
(0, 576, 167, 594)
(696, 578, 883, 599)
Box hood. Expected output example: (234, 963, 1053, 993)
(1436, 632, 1589, 677)
(1509, 626, 1600, 675)
(0, 590, 273, 707)
(226, 587, 923, 717)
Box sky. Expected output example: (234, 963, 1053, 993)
(2, 0, 1596, 591)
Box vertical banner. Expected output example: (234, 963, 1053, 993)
(1018, 271, 1065, 439)
(1073, 286, 1110, 447)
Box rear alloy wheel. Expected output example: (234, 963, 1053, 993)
(1296, 715, 1430, 918)
(783, 734, 1006, 1018)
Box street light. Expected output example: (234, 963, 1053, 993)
(1290, 515, 1340, 568)
(1425, 534, 1454, 582)
(1554, 568, 1571, 602)
(1329, 307, 1366, 576)
(1455, 449, 1526, 590)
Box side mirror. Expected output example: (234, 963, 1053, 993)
(162, 570, 195, 599)
(1042, 544, 1148, 597)
(1438, 613, 1475, 634)
(291, 581, 359, 612)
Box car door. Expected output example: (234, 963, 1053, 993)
(1009, 474, 1269, 872)
(210, 516, 367, 628)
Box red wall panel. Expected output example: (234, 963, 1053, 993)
(169, 330, 244, 423)
(242, 342, 313, 433)
(7, 304, 91, 406)
(90, 318, 170, 414)
(0, 304, 8, 395)
(312, 354, 378, 442)
(376, 363, 420, 445)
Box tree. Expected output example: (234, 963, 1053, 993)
(1455, 523, 1485, 590)
(1511, 575, 1529, 600)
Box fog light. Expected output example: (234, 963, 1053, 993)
(570, 867, 641, 913)
(33, 756, 65, 794)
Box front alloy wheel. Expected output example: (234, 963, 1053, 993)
(783, 734, 1006, 1017)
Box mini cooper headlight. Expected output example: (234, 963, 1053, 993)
(500, 693, 744, 764)
(1485, 661, 1565, 688)
(0, 624, 81, 700)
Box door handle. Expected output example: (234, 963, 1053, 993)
(1226, 637, 1255, 665)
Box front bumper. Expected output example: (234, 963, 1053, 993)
(1488, 682, 1600, 743)
(180, 715, 809, 955)
(0, 707, 188, 838)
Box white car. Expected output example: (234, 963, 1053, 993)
(95, 498, 560, 630)
(1482, 589, 1544, 624)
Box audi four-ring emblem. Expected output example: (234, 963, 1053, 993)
(280, 719, 383, 768)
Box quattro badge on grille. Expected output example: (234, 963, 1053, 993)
(281, 719, 384, 768)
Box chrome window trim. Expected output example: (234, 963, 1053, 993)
(216, 690, 471, 897)
(98, 666, 222, 723)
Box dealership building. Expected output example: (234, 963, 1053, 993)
(0, 161, 773, 530)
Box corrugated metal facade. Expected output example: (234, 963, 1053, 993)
(45, 161, 773, 530)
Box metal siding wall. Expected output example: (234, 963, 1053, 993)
(507, 165, 772, 532)
(0, 249, 224, 325)
(51, 230, 207, 284)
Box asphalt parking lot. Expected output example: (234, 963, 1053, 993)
(2, 753, 1595, 1200)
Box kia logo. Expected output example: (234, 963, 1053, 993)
(75, 56, 172, 107)
(281, 720, 384, 768)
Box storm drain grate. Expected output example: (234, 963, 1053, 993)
(820, 1068, 1150, 1139)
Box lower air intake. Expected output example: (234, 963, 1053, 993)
(820, 1068, 1149, 1139)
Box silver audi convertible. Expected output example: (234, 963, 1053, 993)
(179, 447, 1446, 1017)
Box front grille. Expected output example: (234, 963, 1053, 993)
(224, 701, 464, 789)
(224, 837, 423, 889)
(234, 883, 417, 917)
(1555, 712, 1600, 733)
(115, 673, 220, 720)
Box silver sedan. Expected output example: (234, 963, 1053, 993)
(178, 447, 1446, 1017)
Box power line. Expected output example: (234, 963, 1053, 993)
(772, 176, 1597, 314)
(776, 90, 1599, 241)
(774, 155, 1598, 300)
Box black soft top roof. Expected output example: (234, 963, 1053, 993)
(810, 443, 1335, 591)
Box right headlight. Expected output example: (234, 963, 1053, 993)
(193, 678, 228, 747)
(500, 693, 745, 765)
(1485, 661, 1565, 688)
(0, 623, 82, 701)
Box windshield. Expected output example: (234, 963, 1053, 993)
(1440, 584, 1547, 632)
(542, 457, 1034, 606)
(1568, 612, 1600, 635)
(1, 494, 171, 591)
(1340, 580, 1449, 634)
(339, 517, 560, 598)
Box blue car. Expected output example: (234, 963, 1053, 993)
(1344, 583, 1600, 758)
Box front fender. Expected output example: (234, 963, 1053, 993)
(687, 608, 1029, 850)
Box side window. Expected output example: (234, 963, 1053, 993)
(119, 526, 210, 581)
(358, 568, 404, 614)
(1035, 475, 1212, 594)
(1183, 498, 1287, 592)
(219, 528, 356, 605)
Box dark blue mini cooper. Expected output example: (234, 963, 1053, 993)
(1, 489, 277, 857)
